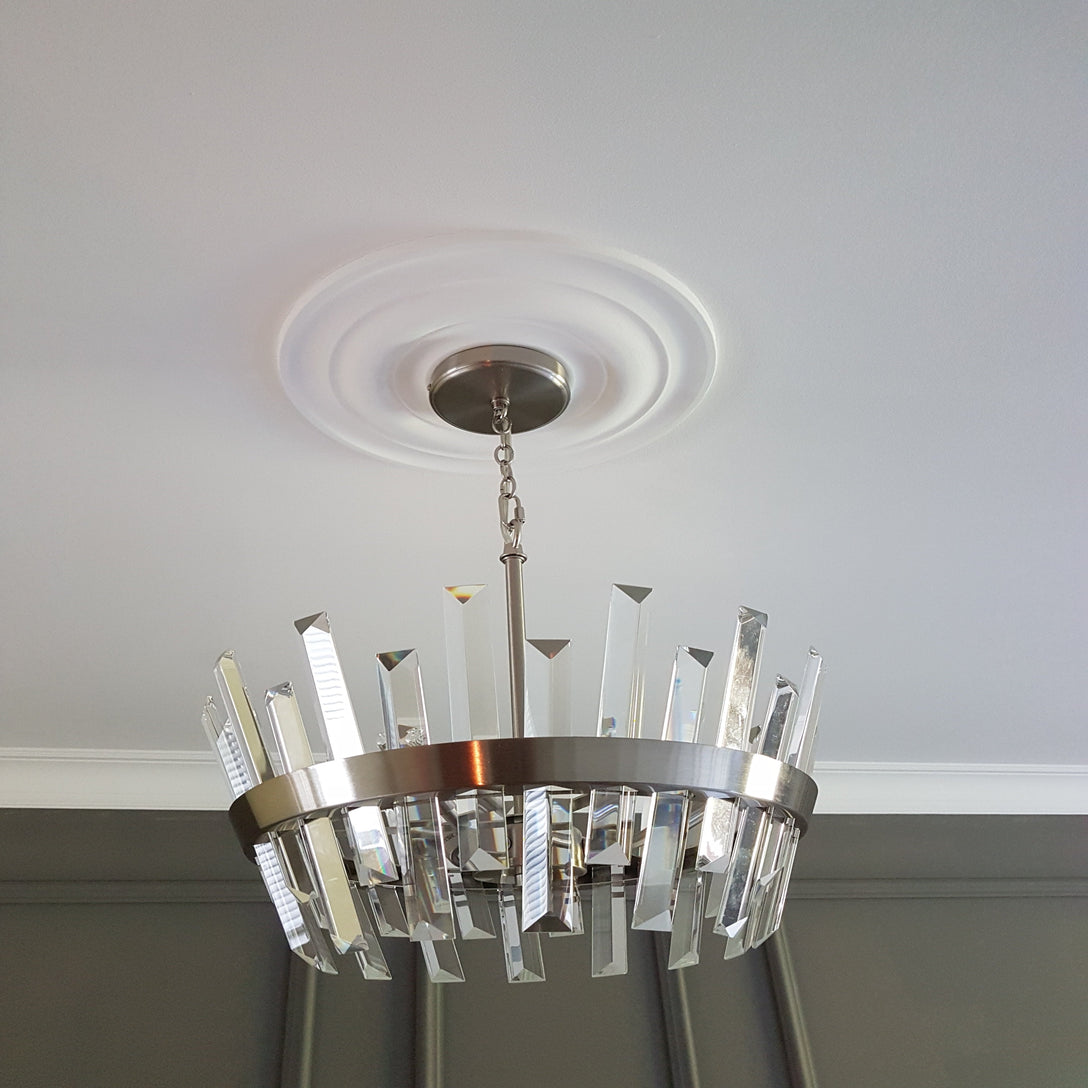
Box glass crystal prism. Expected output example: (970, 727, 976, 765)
(294, 614, 399, 883)
(443, 585, 501, 741)
(401, 795, 456, 942)
(262, 683, 375, 955)
(497, 885, 546, 983)
(440, 798, 496, 940)
(591, 865, 629, 977)
(213, 652, 274, 785)
(713, 607, 767, 750)
(633, 645, 710, 929)
(698, 608, 767, 873)
(421, 938, 466, 983)
(596, 584, 652, 738)
(632, 791, 690, 931)
(521, 788, 579, 933)
(584, 787, 635, 865)
(367, 884, 410, 938)
(203, 698, 337, 972)
(344, 805, 399, 885)
(667, 865, 707, 969)
(376, 649, 432, 748)
(786, 648, 824, 775)
(755, 676, 799, 762)
(525, 639, 572, 737)
(448, 872, 497, 940)
(712, 804, 768, 945)
(456, 789, 510, 873)
(661, 646, 714, 743)
(294, 611, 365, 758)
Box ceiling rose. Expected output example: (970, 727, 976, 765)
(276, 231, 720, 470)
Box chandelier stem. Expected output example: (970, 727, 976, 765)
(503, 550, 528, 739)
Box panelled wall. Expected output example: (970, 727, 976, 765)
(2, 811, 1084, 1087)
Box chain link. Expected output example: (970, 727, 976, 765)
(492, 397, 525, 552)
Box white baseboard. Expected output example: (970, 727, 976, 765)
(0, 748, 1084, 814)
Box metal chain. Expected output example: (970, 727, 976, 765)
(492, 396, 525, 553)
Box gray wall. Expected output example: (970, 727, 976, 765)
(1, 811, 1084, 1087)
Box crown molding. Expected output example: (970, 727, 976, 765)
(0, 748, 1084, 814)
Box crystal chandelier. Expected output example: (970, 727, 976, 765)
(204, 345, 822, 985)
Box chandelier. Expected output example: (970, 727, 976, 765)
(203, 339, 822, 986)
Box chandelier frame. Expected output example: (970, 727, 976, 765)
(229, 736, 818, 857)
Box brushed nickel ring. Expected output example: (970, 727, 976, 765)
(229, 736, 818, 856)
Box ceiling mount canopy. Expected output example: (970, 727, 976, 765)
(427, 344, 571, 434)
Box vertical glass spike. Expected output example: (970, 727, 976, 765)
(263, 682, 317, 769)
(521, 788, 579, 933)
(456, 789, 510, 873)
(214, 652, 274, 785)
(367, 884, 410, 938)
(269, 823, 345, 972)
(344, 805, 399, 885)
(421, 939, 466, 983)
(586, 586, 650, 864)
(202, 697, 251, 800)
(668, 866, 707, 969)
(661, 646, 714, 743)
(786, 648, 825, 774)
(401, 796, 456, 941)
(631, 791, 691, 930)
(756, 677, 799, 761)
(713, 804, 770, 947)
(767, 825, 802, 936)
(354, 947, 391, 980)
(698, 608, 767, 873)
(264, 683, 372, 955)
(746, 816, 792, 951)
(548, 897, 584, 937)
(257, 841, 338, 973)
(525, 639, 572, 737)
(521, 787, 551, 931)
(202, 699, 336, 972)
(497, 885, 546, 983)
(443, 584, 501, 741)
(295, 613, 399, 884)
(584, 788, 635, 865)
(294, 611, 365, 758)
(632, 645, 710, 930)
(440, 798, 496, 940)
(714, 607, 768, 749)
(704, 870, 727, 920)
(591, 866, 629, 977)
(376, 650, 432, 748)
(596, 584, 652, 738)
(347, 888, 392, 980)
(448, 871, 497, 940)
(376, 650, 454, 940)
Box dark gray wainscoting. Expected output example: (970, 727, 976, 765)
(1, 811, 1084, 1088)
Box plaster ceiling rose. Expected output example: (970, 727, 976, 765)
(276, 231, 720, 470)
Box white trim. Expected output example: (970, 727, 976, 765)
(0, 748, 227, 811)
(0, 749, 1085, 814)
(813, 761, 1088, 814)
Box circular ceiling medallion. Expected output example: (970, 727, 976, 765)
(276, 231, 719, 472)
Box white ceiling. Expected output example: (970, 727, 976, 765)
(3, 3, 1085, 808)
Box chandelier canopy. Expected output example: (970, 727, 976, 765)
(205, 336, 822, 985)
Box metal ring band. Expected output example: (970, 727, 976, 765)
(229, 737, 818, 856)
